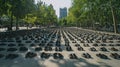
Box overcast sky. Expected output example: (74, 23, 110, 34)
(35, 0, 72, 17)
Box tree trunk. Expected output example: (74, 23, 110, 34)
(10, 14, 13, 31)
(26, 15, 29, 30)
(16, 17, 19, 31)
(110, 1, 117, 33)
(27, 24, 29, 30)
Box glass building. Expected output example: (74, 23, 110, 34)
(59, 7, 67, 19)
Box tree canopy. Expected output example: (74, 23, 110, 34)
(67, 0, 120, 33)
(0, 0, 57, 30)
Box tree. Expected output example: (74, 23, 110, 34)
(35, 2, 57, 27)
(0, 0, 58, 31)
(67, 0, 120, 33)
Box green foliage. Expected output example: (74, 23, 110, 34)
(24, 14, 37, 24)
(0, 0, 57, 30)
(67, 0, 120, 29)
(35, 3, 57, 26)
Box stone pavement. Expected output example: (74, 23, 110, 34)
(0, 27, 120, 67)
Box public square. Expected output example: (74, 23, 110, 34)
(0, 27, 120, 67)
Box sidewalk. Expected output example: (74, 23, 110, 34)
(0, 28, 7, 32)
(0, 27, 39, 32)
(71, 27, 120, 36)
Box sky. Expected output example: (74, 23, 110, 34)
(35, 0, 72, 17)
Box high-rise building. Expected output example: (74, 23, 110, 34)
(59, 7, 67, 19)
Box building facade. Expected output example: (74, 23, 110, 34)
(59, 7, 67, 19)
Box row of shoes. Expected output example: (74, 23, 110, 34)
(41, 52, 63, 59)
(0, 53, 19, 59)
(65, 28, 120, 43)
(0, 29, 56, 42)
(93, 44, 120, 47)
(0, 47, 28, 52)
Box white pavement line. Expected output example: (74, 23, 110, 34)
(63, 30, 75, 53)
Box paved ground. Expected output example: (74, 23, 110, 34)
(0, 27, 39, 32)
(72, 27, 120, 35)
(0, 27, 120, 67)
